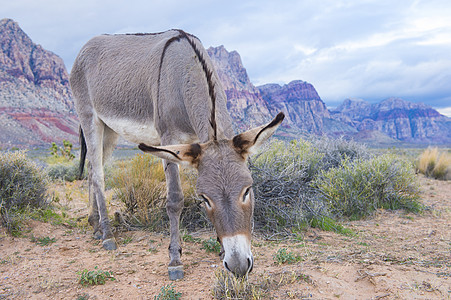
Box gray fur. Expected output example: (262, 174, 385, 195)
(70, 29, 283, 278)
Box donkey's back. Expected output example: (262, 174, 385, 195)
(71, 30, 231, 146)
(71, 31, 182, 144)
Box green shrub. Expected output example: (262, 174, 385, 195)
(250, 137, 370, 236)
(201, 237, 221, 253)
(78, 266, 115, 286)
(314, 154, 422, 219)
(310, 216, 355, 236)
(47, 160, 82, 182)
(0, 151, 49, 233)
(154, 283, 181, 300)
(31, 236, 57, 246)
(273, 248, 302, 265)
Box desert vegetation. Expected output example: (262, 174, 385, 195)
(105, 137, 422, 240)
(0, 151, 50, 235)
(416, 147, 451, 180)
(1, 138, 449, 298)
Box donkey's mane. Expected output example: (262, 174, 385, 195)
(157, 30, 218, 141)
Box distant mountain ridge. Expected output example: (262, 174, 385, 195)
(1, 19, 450, 147)
(206, 46, 451, 144)
(0, 18, 78, 147)
(331, 98, 451, 143)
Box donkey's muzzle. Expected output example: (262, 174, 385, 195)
(221, 234, 253, 277)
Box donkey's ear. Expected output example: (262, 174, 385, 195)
(232, 112, 284, 157)
(138, 143, 202, 167)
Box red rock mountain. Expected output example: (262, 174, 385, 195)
(1, 20, 449, 147)
(0, 18, 78, 147)
(206, 46, 272, 132)
(257, 81, 331, 135)
(332, 98, 451, 143)
(207, 46, 332, 138)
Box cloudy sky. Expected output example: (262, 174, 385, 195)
(3, 0, 451, 115)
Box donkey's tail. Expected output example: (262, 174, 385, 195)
(78, 126, 87, 180)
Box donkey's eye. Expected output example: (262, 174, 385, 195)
(201, 195, 212, 209)
(243, 187, 251, 202)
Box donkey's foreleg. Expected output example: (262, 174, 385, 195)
(163, 160, 185, 280)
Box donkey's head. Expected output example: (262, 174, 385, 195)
(139, 112, 284, 276)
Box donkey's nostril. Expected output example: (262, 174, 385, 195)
(224, 261, 231, 272)
(247, 257, 253, 273)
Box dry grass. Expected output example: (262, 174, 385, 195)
(109, 154, 205, 231)
(417, 148, 451, 180)
(212, 269, 312, 299)
(110, 154, 167, 227)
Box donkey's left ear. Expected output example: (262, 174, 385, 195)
(232, 112, 284, 157)
(138, 143, 202, 167)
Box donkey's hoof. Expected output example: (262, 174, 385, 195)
(168, 265, 184, 280)
(102, 238, 117, 250)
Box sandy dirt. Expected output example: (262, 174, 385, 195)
(0, 175, 450, 299)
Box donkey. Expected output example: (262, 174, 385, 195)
(70, 29, 284, 280)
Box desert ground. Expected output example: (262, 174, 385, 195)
(0, 175, 450, 299)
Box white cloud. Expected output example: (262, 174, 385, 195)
(436, 107, 451, 117)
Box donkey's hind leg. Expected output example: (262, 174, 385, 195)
(88, 125, 119, 241)
(87, 161, 102, 240)
(83, 118, 117, 250)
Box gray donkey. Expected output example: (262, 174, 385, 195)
(70, 29, 284, 280)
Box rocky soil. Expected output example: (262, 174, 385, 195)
(0, 175, 450, 299)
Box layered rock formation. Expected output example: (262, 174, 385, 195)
(206, 46, 271, 132)
(207, 45, 451, 144)
(332, 98, 451, 143)
(207, 46, 333, 138)
(258, 80, 331, 135)
(0, 18, 78, 147)
(2, 20, 449, 147)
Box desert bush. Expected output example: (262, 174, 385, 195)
(109, 154, 206, 231)
(417, 147, 451, 180)
(0, 151, 49, 233)
(250, 137, 370, 236)
(47, 159, 83, 182)
(314, 154, 422, 219)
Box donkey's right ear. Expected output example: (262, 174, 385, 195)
(138, 143, 202, 167)
(232, 112, 284, 158)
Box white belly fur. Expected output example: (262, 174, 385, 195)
(101, 117, 161, 146)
